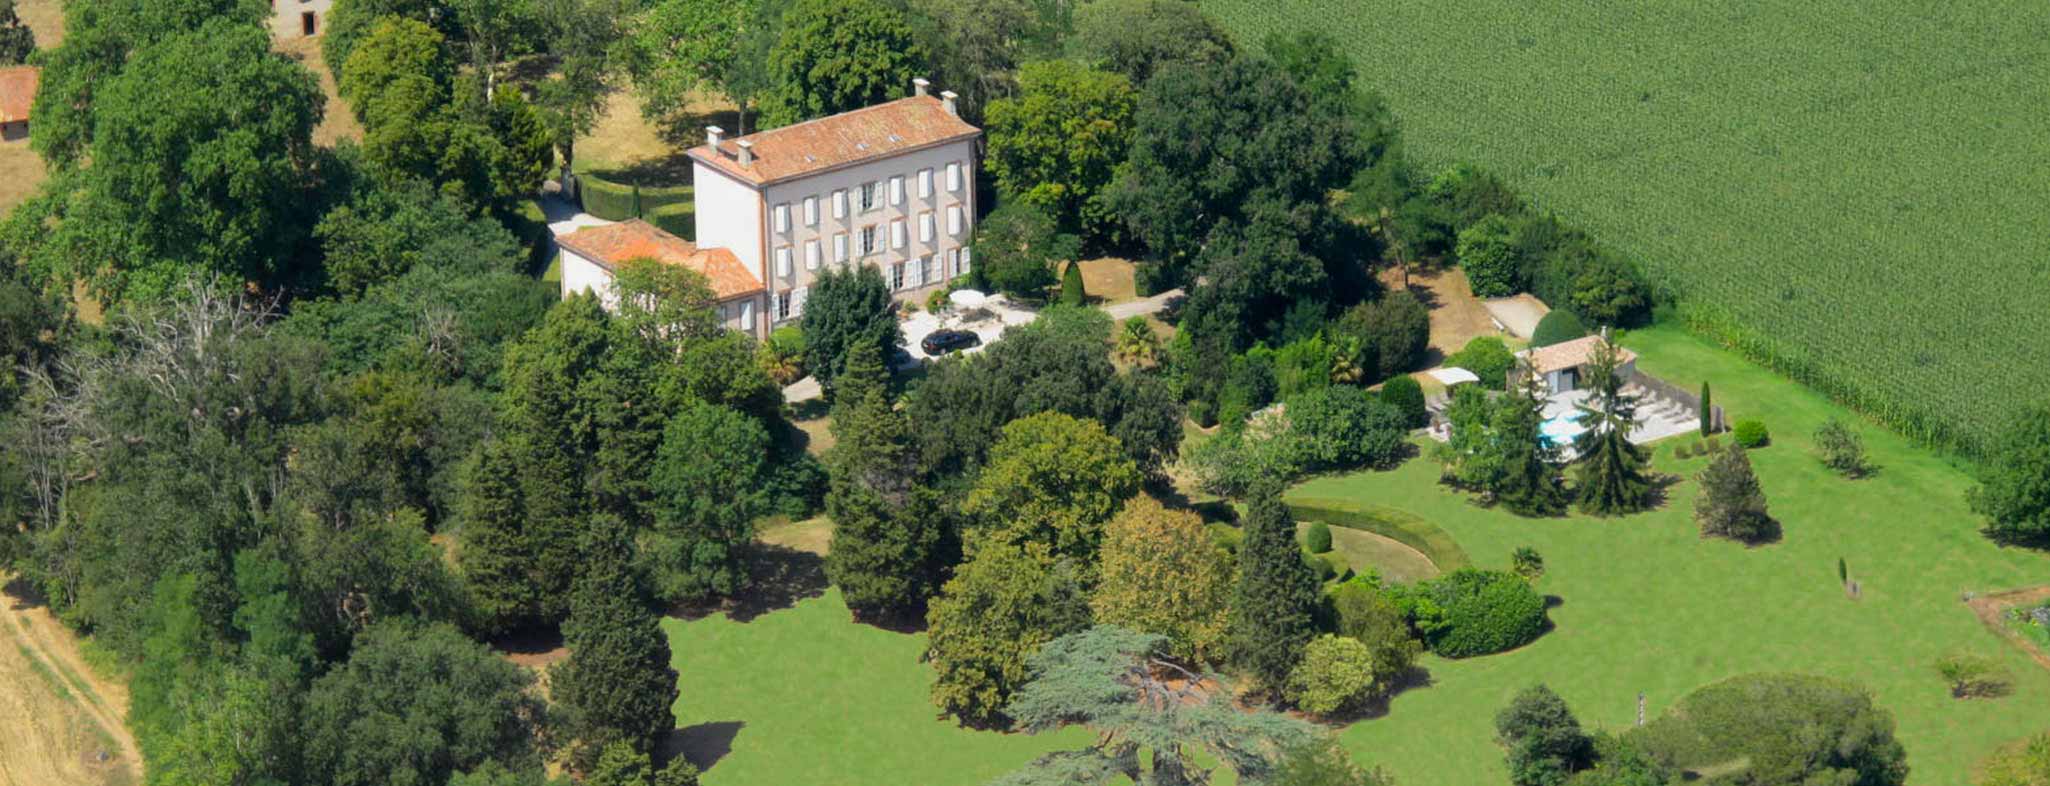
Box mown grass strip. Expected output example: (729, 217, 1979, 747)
(1286, 497, 1472, 571)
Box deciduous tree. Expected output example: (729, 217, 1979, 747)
(1970, 402, 2050, 546)
(760, 0, 925, 126)
(1091, 498, 1231, 663)
(801, 264, 902, 398)
(983, 60, 1134, 245)
(644, 400, 772, 601)
(924, 544, 1090, 725)
(1494, 685, 1595, 786)
(963, 412, 1141, 567)
(970, 201, 1075, 299)
(1070, 0, 1232, 87)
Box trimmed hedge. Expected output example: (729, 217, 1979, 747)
(1400, 568, 1547, 658)
(1530, 309, 1588, 348)
(648, 201, 696, 240)
(1304, 521, 1333, 554)
(1377, 374, 1427, 428)
(580, 170, 694, 228)
(1286, 498, 1472, 571)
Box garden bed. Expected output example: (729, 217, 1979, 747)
(1968, 586, 2050, 673)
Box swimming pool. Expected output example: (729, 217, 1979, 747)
(1540, 412, 1588, 446)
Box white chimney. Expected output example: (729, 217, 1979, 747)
(913, 77, 930, 97)
(736, 139, 754, 167)
(706, 126, 724, 147)
(940, 90, 958, 117)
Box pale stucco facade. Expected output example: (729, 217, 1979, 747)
(559, 247, 764, 337)
(692, 136, 978, 330)
(271, 0, 333, 37)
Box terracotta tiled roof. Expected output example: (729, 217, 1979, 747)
(1517, 335, 1637, 375)
(686, 95, 980, 186)
(0, 66, 37, 124)
(556, 220, 763, 301)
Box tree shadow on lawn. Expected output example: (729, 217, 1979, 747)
(1324, 665, 1436, 724)
(658, 720, 745, 773)
(673, 544, 828, 624)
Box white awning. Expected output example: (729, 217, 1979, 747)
(948, 289, 988, 309)
(1427, 368, 1481, 386)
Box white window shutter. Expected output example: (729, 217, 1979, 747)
(889, 176, 904, 205)
(774, 204, 789, 233)
(960, 246, 972, 275)
(919, 168, 933, 198)
(792, 286, 808, 317)
(804, 196, 818, 226)
(775, 247, 792, 277)
(920, 213, 933, 243)
(947, 205, 962, 236)
(741, 299, 754, 326)
(927, 255, 941, 283)
(892, 220, 906, 249)
(806, 240, 820, 270)
(834, 234, 848, 262)
(833, 190, 847, 219)
(946, 162, 961, 192)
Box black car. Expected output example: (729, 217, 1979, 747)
(920, 329, 980, 356)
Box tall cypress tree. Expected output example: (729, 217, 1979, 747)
(459, 439, 540, 633)
(823, 342, 953, 621)
(1573, 336, 1653, 515)
(551, 514, 680, 770)
(1493, 367, 1569, 516)
(497, 295, 614, 623)
(1229, 482, 1321, 695)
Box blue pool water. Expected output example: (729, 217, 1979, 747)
(1540, 413, 1588, 446)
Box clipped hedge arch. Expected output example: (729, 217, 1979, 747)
(1530, 309, 1589, 348)
(1286, 498, 1472, 571)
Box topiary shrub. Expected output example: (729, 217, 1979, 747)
(1378, 375, 1428, 428)
(1060, 260, 1085, 306)
(1529, 309, 1588, 348)
(1304, 521, 1333, 554)
(1392, 568, 1547, 658)
(1733, 419, 1769, 448)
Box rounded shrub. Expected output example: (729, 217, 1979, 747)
(1305, 521, 1333, 554)
(1733, 419, 1770, 448)
(1378, 374, 1428, 428)
(1060, 261, 1085, 306)
(1529, 309, 1589, 348)
(1674, 443, 1693, 460)
(1408, 568, 1547, 658)
(1447, 336, 1516, 390)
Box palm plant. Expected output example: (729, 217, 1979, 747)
(1112, 316, 1161, 368)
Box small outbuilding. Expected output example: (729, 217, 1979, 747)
(556, 219, 769, 338)
(1509, 333, 1636, 392)
(0, 65, 38, 142)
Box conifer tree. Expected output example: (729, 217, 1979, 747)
(823, 342, 954, 621)
(1493, 367, 1569, 516)
(552, 515, 680, 770)
(497, 295, 613, 622)
(1696, 444, 1774, 543)
(458, 440, 541, 633)
(1229, 482, 1321, 695)
(1573, 335, 1653, 515)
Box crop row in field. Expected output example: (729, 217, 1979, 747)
(1207, 0, 2050, 454)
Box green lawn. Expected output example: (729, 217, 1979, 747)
(1296, 324, 2050, 785)
(1205, 0, 2050, 455)
(664, 588, 1090, 786)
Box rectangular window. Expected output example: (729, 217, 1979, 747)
(833, 189, 847, 219)
(775, 290, 792, 320)
(889, 175, 904, 205)
(927, 255, 943, 283)
(740, 299, 754, 327)
(890, 262, 905, 291)
(858, 226, 878, 256)
(919, 212, 934, 243)
(805, 240, 821, 271)
(791, 286, 808, 318)
(773, 203, 790, 234)
(906, 256, 925, 288)
(803, 196, 818, 227)
(946, 248, 959, 279)
(946, 161, 962, 192)
(859, 182, 878, 212)
(960, 245, 972, 275)
(775, 246, 792, 278)
(918, 168, 933, 199)
(834, 233, 848, 262)
(891, 219, 906, 250)
(947, 205, 963, 236)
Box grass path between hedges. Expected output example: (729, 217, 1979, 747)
(1295, 323, 2050, 785)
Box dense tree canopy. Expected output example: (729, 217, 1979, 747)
(924, 543, 1091, 725)
(1970, 402, 2050, 546)
(1091, 497, 1232, 664)
(963, 411, 1141, 567)
(552, 515, 679, 767)
(1069, 0, 1233, 87)
(801, 264, 903, 398)
(984, 60, 1136, 245)
(760, 0, 926, 126)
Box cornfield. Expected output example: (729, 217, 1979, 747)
(1208, 0, 2050, 456)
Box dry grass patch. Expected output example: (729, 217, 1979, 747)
(17, 0, 60, 47)
(1075, 257, 1138, 304)
(0, 140, 46, 215)
(757, 516, 833, 557)
(0, 586, 139, 786)
(274, 35, 364, 146)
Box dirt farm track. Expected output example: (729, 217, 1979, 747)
(0, 581, 140, 786)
